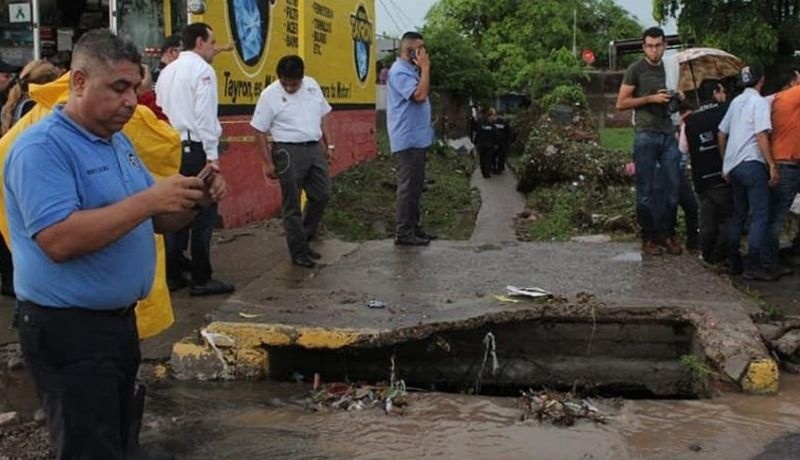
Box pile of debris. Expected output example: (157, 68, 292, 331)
(515, 106, 630, 194)
(759, 317, 800, 373)
(309, 381, 409, 414)
(517, 389, 608, 426)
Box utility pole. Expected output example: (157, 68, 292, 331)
(572, 8, 577, 57)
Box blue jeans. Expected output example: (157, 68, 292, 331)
(633, 131, 681, 239)
(762, 164, 800, 267)
(727, 161, 771, 269)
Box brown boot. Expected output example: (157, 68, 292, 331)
(641, 240, 663, 256)
(663, 237, 683, 255)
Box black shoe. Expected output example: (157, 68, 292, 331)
(127, 448, 175, 460)
(742, 268, 779, 282)
(189, 279, 235, 296)
(415, 229, 438, 240)
(167, 277, 188, 292)
(307, 248, 321, 260)
(292, 257, 316, 268)
(394, 235, 431, 246)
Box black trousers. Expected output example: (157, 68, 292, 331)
(17, 301, 140, 460)
(166, 141, 216, 283)
(395, 148, 427, 238)
(699, 186, 733, 264)
(273, 142, 330, 259)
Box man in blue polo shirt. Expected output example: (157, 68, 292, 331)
(4, 30, 227, 459)
(387, 31, 435, 246)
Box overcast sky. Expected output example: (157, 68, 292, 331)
(375, 0, 677, 37)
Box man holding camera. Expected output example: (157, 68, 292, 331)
(616, 26, 683, 256)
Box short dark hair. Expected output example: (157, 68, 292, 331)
(276, 55, 304, 79)
(642, 27, 665, 42)
(182, 23, 212, 51)
(401, 31, 424, 42)
(71, 29, 141, 71)
(161, 34, 182, 54)
(698, 79, 722, 102)
(774, 65, 800, 90)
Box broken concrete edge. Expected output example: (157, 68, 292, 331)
(169, 302, 779, 394)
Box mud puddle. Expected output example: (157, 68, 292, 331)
(130, 375, 800, 460)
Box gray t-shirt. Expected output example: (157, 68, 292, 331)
(623, 58, 675, 133)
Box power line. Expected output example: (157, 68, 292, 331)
(377, 0, 405, 34)
(386, 0, 416, 30)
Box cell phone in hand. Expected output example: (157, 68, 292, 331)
(196, 164, 214, 185)
(409, 49, 417, 62)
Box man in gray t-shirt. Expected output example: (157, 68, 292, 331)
(616, 26, 683, 256)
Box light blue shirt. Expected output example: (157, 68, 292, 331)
(386, 59, 433, 153)
(4, 107, 157, 309)
(719, 88, 772, 175)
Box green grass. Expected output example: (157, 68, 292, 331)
(325, 130, 479, 241)
(599, 127, 634, 153)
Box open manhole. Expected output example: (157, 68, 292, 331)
(266, 318, 706, 399)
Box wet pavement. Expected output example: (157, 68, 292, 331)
(469, 169, 526, 243)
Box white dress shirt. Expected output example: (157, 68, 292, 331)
(155, 51, 222, 160)
(249, 76, 332, 142)
(718, 87, 772, 175)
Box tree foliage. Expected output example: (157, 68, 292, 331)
(423, 0, 642, 94)
(654, 0, 800, 64)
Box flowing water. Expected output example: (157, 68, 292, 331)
(134, 375, 800, 460)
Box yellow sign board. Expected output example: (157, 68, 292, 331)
(194, 0, 376, 109)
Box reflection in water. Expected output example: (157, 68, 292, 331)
(139, 376, 800, 460)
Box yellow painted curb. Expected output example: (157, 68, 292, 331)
(171, 342, 212, 359)
(206, 322, 380, 350)
(741, 359, 779, 394)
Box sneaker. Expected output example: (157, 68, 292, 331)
(641, 240, 663, 256)
(291, 257, 316, 268)
(189, 279, 235, 296)
(663, 237, 683, 255)
(415, 228, 438, 240)
(307, 248, 321, 260)
(394, 235, 431, 246)
(742, 268, 779, 282)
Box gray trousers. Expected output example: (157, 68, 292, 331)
(395, 148, 427, 238)
(273, 142, 330, 259)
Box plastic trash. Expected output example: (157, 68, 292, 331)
(506, 286, 552, 298)
(367, 300, 387, 309)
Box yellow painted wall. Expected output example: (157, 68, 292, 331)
(192, 0, 376, 107)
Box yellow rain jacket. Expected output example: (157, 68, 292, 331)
(0, 73, 180, 339)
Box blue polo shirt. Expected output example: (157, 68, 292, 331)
(386, 59, 433, 153)
(4, 107, 157, 309)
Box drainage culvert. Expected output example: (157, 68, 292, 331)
(265, 318, 707, 398)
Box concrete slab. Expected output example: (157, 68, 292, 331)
(202, 240, 777, 392)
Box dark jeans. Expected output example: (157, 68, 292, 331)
(763, 163, 800, 266)
(17, 301, 140, 460)
(664, 168, 699, 244)
(395, 148, 427, 238)
(0, 236, 12, 292)
(492, 146, 507, 172)
(698, 186, 733, 264)
(274, 142, 330, 259)
(477, 145, 493, 177)
(728, 161, 771, 269)
(166, 141, 216, 284)
(633, 131, 681, 240)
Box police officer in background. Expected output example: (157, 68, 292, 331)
(156, 22, 235, 296)
(473, 106, 496, 178)
(250, 55, 334, 268)
(490, 107, 510, 174)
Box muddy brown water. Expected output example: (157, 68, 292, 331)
(114, 375, 800, 460)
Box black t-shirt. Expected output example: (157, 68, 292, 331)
(474, 117, 495, 149)
(685, 101, 730, 193)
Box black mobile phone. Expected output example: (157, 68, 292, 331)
(409, 49, 417, 61)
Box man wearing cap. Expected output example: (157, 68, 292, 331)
(151, 34, 181, 84)
(0, 58, 21, 110)
(156, 23, 235, 295)
(616, 27, 684, 257)
(250, 55, 334, 268)
(718, 63, 779, 280)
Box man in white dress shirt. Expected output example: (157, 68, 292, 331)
(250, 55, 334, 268)
(156, 22, 234, 295)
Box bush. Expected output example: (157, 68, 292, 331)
(540, 84, 588, 110)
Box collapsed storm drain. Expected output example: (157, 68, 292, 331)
(267, 318, 707, 404)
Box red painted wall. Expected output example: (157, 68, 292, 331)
(217, 109, 377, 228)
